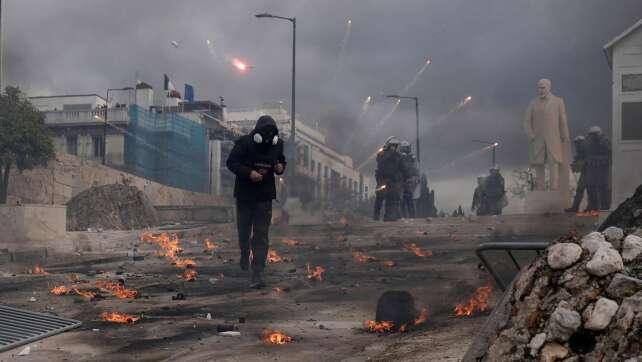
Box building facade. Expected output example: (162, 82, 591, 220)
(604, 19, 642, 206)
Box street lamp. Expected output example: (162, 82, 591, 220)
(255, 12, 297, 180)
(386, 95, 421, 165)
(103, 87, 134, 165)
(472, 140, 500, 167)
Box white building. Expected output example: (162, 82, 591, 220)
(604, 19, 642, 206)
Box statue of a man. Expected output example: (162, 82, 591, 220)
(523, 79, 572, 193)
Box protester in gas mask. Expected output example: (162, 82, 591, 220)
(226, 115, 286, 289)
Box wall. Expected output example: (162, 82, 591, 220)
(0, 205, 66, 243)
(29, 94, 106, 112)
(611, 27, 642, 206)
(7, 153, 230, 207)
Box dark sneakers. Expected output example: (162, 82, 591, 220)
(250, 270, 266, 289)
(240, 251, 250, 271)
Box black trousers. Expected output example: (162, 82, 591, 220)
(401, 191, 415, 218)
(236, 199, 272, 272)
(383, 183, 402, 221)
(587, 184, 609, 211)
(373, 191, 385, 220)
(570, 173, 587, 211)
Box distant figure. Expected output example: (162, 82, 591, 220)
(523, 79, 572, 194)
(565, 136, 588, 212)
(472, 175, 488, 216)
(457, 205, 465, 217)
(485, 167, 507, 215)
(416, 174, 437, 217)
(374, 137, 406, 221)
(226, 115, 286, 289)
(584, 126, 611, 211)
(399, 141, 420, 219)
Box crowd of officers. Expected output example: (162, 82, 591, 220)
(373, 137, 420, 221)
(471, 167, 507, 216)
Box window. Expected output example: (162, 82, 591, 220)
(66, 135, 78, 155)
(622, 74, 642, 93)
(310, 159, 315, 172)
(93, 135, 104, 158)
(622, 102, 642, 141)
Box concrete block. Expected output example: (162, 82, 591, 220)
(0, 205, 66, 243)
(524, 191, 568, 214)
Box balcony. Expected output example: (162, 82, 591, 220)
(43, 108, 129, 126)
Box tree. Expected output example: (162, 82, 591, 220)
(0, 86, 54, 204)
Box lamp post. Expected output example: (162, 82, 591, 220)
(103, 87, 133, 164)
(472, 140, 500, 167)
(386, 95, 420, 165)
(255, 12, 296, 181)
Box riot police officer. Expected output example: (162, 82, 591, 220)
(374, 137, 406, 221)
(484, 167, 506, 215)
(566, 136, 587, 213)
(584, 126, 610, 211)
(399, 141, 419, 218)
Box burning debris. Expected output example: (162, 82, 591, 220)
(404, 243, 432, 257)
(50, 286, 72, 295)
(30, 264, 48, 275)
(140, 231, 198, 281)
(263, 330, 293, 345)
(352, 251, 377, 263)
(100, 312, 140, 324)
(306, 263, 325, 281)
(281, 238, 300, 246)
(454, 286, 492, 317)
(94, 280, 139, 299)
(467, 227, 642, 361)
(204, 238, 219, 250)
(267, 249, 287, 263)
(365, 320, 395, 333)
(381, 260, 396, 268)
(369, 291, 429, 334)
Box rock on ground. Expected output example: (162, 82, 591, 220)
(603, 227, 625, 248)
(540, 343, 568, 362)
(547, 243, 583, 270)
(622, 234, 642, 262)
(607, 273, 642, 299)
(547, 302, 581, 342)
(66, 184, 158, 231)
(584, 297, 618, 331)
(580, 232, 612, 255)
(586, 246, 624, 277)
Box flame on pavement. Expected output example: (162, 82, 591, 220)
(94, 280, 139, 299)
(381, 260, 396, 268)
(100, 312, 140, 324)
(267, 250, 285, 263)
(415, 308, 428, 325)
(404, 243, 432, 257)
(281, 238, 300, 246)
(140, 231, 197, 281)
(365, 320, 394, 333)
(174, 259, 197, 269)
(263, 330, 293, 344)
(454, 286, 492, 317)
(51, 286, 72, 295)
(204, 238, 218, 250)
(306, 263, 325, 281)
(352, 251, 377, 263)
(30, 264, 48, 275)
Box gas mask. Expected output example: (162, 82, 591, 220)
(253, 126, 279, 146)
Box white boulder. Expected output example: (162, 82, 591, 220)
(584, 297, 619, 331)
(547, 243, 582, 270)
(586, 246, 624, 277)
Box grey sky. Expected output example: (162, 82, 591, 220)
(4, 0, 642, 178)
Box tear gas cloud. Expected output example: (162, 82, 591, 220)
(4, 0, 641, 187)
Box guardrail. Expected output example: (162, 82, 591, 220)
(475, 241, 550, 291)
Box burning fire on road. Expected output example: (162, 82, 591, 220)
(365, 320, 394, 333)
(352, 251, 377, 263)
(94, 280, 139, 299)
(30, 264, 48, 275)
(454, 286, 492, 317)
(267, 249, 286, 263)
(204, 238, 219, 250)
(280, 238, 300, 246)
(381, 260, 396, 268)
(263, 330, 293, 345)
(100, 312, 140, 324)
(140, 231, 198, 281)
(306, 263, 325, 281)
(404, 243, 432, 257)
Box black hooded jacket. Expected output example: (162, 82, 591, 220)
(226, 116, 286, 201)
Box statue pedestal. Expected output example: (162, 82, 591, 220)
(524, 190, 568, 214)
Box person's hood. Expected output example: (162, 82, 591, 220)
(254, 115, 278, 132)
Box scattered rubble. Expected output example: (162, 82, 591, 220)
(465, 225, 642, 361)
(599, 184, 642, 232)
(67, 184, 158, 231)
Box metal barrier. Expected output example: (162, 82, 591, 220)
(475, 241, 550, 291)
